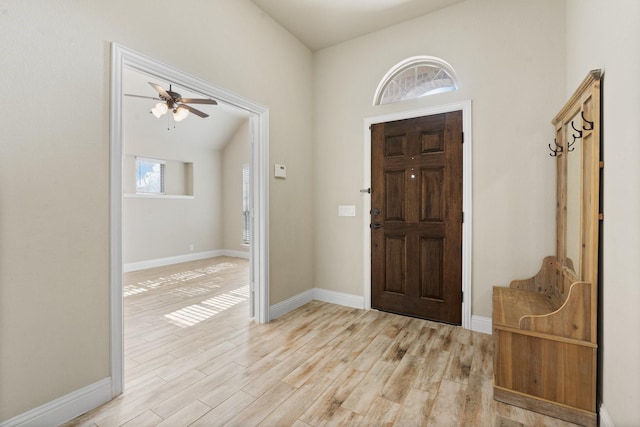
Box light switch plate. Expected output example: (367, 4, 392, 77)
(274, 164, 286, 178)
(338, 205, 356, 217)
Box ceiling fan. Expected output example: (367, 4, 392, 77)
(126, 82, 218, 122)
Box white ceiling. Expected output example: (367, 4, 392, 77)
(123, 67, 250, 151)
(250, 0, 465, 51)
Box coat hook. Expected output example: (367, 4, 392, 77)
(581, 111, 594, 131)
(571, 120, 583, 139)
(568, 135, 578, 152)
(549, 138, 563, 157)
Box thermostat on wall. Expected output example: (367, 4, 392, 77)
(274, 164, 287, 179)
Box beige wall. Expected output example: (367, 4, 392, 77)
(123, 96, 224, 263)
(123, 150, 222, 263)
(222, 120, 251, 253)
(0, 0, 313, 421)
(566, 0, 640, 424)
(312, 0, 565, 318)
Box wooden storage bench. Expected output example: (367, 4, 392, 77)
(492, 71, 602, 427)
(493, 258, 597, 426)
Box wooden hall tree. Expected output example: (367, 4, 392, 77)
(492, 70, 602, 426)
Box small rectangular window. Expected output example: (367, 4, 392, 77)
(136, 157, 165, 194)
(242, 164, 250, 245)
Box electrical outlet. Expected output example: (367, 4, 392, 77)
(189, 244, 194, 251)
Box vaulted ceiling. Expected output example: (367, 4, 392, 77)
(250, 0, 465, 51)
(124, 1, 466, 150)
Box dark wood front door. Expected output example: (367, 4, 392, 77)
(371, 112, 463, 324)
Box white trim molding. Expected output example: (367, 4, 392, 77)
(363, 101, 473, 329)
(270, 288, 486, 335)
(123, 250, 250, 272)
(470, 315, 492, 335)
(599, 405, 615, 427)
(110, 43, 270, 399)
(313, 288, 364, 309)
(0, 378, 111, 427)
(269, 289, 315, 319)
(269, 288, 366, 320)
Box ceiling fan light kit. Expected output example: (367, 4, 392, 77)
(150, 102, 168, 118)
(172, 106, 189, 122)
(126, 82, 218, 125)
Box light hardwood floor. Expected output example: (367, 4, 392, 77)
(65, 257, 580, 427)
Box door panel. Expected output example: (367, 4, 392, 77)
(420, 237, 444, 300)
(384, 235, 406, 294)
(421, 167, 445, 222)
(371, 112, 463, 324)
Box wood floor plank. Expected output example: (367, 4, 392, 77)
(412, 345, 451, 392)
(155, 400, 211, 427)
(381, 326, 419, 363)
(459, 371, 496, 426)
(64, 257, 583, 427)
(256, 375, 333, 426)
(243, 351, 310, 397)
(350, 334, 393, 372)
(406, 325, 438, 358)
(298, 367, 366, 426)
(151, 361, 245, 419)
(444, 341, 475, 384)
(189, 391, 256, 427)
(427, 379, 467, 426)
(360, 396, 401, 426)
(93, 369, 206, 427)
(119, 409, 163, 426)
(393, 388, 432, 427)
(340, 359, 397, 415)
(382, 353, 421, 403)
(223, 381, 295, 426)
(197, 353, 281, 408)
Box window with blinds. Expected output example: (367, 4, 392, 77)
(136, 157, 165, 194)
(242, 164, 250, 245)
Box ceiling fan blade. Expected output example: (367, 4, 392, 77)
(178, 104, 209, 118)
(124, 94, 161, 101)
(177, 98, 218, 105)
(148, 82, 172, 100)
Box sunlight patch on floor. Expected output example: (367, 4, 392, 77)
(125, 263, 236, 297)
(164, 284, 248, 328)
(123, 285, 149, 297)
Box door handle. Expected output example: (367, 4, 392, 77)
(371, 223, 382, 229)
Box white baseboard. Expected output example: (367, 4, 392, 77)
(269, 288, 365, 320)
(269, 289, 493, 337)
(123, 249, 248, 272)
(220, 249, 250, 260)
(269, 289, 315, 319)
(0, 378, 111, 427)
(313, 288, 364, 309)
(471, 315, 492, 335)
(599, 404, 615, 427)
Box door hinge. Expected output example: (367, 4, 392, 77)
(461, 212, 464, 223)
(461, 132, 464, 144)
(461, 291, 464, 303)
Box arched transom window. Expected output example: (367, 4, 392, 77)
(374, 56, 459, 105)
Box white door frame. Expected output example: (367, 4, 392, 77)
(363, 101, 473, 329)
(109, 43, 270, 397)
